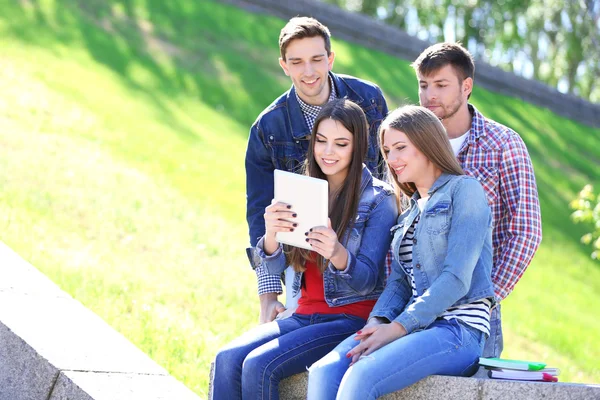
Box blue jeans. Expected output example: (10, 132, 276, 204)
(307, 319, 485, 400)
(482, 304, 503, 358)
(211, 313, 365, 400)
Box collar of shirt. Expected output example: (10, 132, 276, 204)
(466, 104, 489, 143)
(295, 75, 337, 133)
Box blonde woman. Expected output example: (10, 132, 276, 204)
(308, 105, 495, 399)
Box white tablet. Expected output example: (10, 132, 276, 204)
(274, 169, 329, 250)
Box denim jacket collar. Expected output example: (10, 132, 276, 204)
(286, 72, 366, 140)
(409, 172, 455, 208)
(286, 88, 311, 139)
(359, 165, 373, 195)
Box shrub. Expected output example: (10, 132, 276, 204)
(570, 184, 600, 260)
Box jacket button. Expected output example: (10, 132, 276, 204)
(269, 135, 274, 140)
(413, 238, 418, 244)
(415, 263, 421, 269)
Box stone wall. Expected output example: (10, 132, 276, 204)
(224, 0, 600, 128)
(0, 241, 201, 400)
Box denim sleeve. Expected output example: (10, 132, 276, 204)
(375, 88, 389, 178)
(369, 257, 412, 322)
(394, 178, 492, 334)
(245, 122, 284, 295)
(327, 192, 398, 295)
(255, 236, 287, 275)
(246, 122, 273, 247)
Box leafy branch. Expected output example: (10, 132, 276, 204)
(570, 185, 600, 260)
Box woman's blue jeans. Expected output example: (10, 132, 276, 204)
(211, 313, 365, 400)
(307, 318, 485, 400)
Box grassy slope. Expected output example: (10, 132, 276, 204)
(0, 0, 599, 396)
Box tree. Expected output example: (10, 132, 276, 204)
(570, 185, 600, 261)
(320, 0, 600, 103)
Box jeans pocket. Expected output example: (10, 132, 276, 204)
(444, 318, 466, 347)
(341, 313, 367, 324)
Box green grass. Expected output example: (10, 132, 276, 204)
(0, 0, 599, 396)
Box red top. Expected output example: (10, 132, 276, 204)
(295, 253, 376, 320)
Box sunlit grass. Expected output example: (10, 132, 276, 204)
(0, 0, 599, 396)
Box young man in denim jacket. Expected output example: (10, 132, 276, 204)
(245, 17, 388, 324)
(412, 43, 542, 358)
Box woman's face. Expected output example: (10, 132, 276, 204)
(382, 127, 433, 187)
(313, 118, 354, 185)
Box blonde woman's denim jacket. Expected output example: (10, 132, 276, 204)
(256, 167, 398, 307)
(370, 173, 495, 334)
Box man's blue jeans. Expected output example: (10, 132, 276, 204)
(211, 313, 365, 400)
(307, 319, 485, 400)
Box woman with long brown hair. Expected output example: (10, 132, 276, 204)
(211, 98, 397, 400)
(308, 105, 495, 399)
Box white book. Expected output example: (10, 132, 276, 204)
(274, 170, 328, 250)
(488, 368, 560, 381)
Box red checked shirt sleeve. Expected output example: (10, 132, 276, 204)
(493, 134, 542, 301)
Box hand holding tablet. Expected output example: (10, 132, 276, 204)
(272, 170, 328, 251)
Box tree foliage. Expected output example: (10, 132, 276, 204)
(570, 185, 600, 261)
(321, 0, 600, 103)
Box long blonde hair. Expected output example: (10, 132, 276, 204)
(379, 105, 464, 209)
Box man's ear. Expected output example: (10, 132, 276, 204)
(327, 51, 335, 71)
(463, 77, 473, 98)
(279, 57, 290, 76)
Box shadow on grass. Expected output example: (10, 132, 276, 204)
(3, 0, 289, 139)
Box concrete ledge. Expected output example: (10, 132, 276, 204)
(209, 361, 599, 399)
(279, 371, 600, 400)
(0, 241, 200, 400)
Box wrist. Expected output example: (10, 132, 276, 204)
(259, 293, 278, 310)
(391, 321, 407, 336)
(263, 234, 279, 255)
(330, 244, 348, 271)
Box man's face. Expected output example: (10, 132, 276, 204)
(279, 36, 335, 106)
(417, 64, 472, 122)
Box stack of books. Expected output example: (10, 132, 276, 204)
(479, 358, 560, 382)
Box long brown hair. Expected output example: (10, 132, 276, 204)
(379, 105, 464, 209)
(287, 98, 368, 273)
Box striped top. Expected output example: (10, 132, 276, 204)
(398, 200, 491, 336)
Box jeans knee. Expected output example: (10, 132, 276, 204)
(214, 346, 244, 377)
(241, 348, 272, 384)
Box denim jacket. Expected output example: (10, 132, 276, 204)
(371, 173, 495, 334)
(246, 72, 388, 247)
(256, 167, 397, 306)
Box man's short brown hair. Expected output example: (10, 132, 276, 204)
(279, 17, 331, 60)
(412, 42, 475, 82)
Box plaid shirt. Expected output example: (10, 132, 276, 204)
(295, 75, 337, 133)
(386, 105, 542, 302)
(256, 76, 336, 296)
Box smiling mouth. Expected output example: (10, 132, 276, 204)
(322, 159, 338, 165)
(303, 78, 319, 85)
(393, 165, 405, 174)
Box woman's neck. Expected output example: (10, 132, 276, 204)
(415, 168, 442, 198)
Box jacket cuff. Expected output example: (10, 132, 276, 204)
(393, 312, 419, 335)
(255, 236, 283, 260)
(327, 248, 354, 278)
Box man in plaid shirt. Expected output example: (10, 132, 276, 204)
(410, 42, 542, 358)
